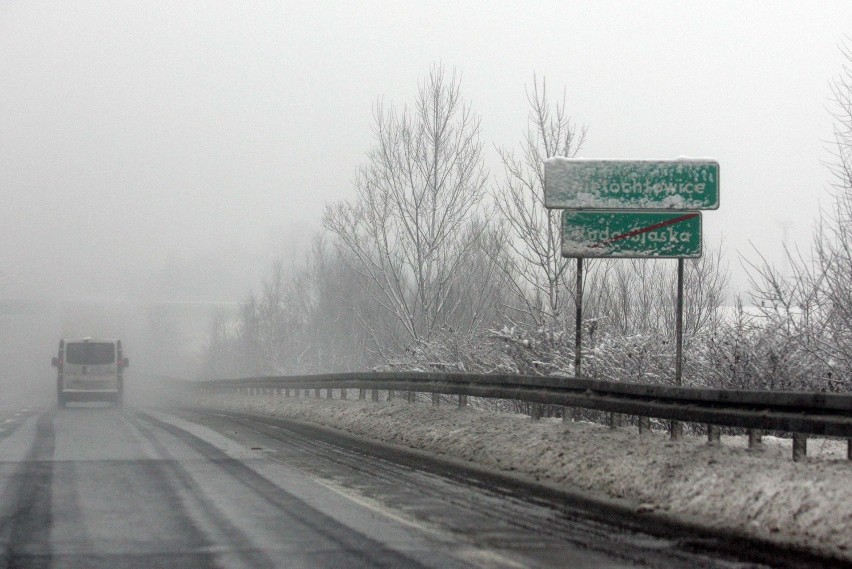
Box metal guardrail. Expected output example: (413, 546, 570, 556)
(190, 372, 852, 462)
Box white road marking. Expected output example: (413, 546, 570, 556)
(313, 477, 447, 539)
(312, 477, 529, 568)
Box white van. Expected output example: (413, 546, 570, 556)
(52, 338, 128, 407)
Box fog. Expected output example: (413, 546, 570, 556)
(2, 1, 852, 402)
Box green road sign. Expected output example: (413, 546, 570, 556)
(561, 211, 702, 258)
(545, 158, 719, 210)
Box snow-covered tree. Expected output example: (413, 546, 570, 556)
(743, 42, 852, 392)
(323, 65, 489, 356)
(492, 77, 586, 333)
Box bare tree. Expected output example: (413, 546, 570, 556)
(583, 244, 729, 387)
(741, 41, 852, 392)
(295, 235, 372, 372)
(200, 312, 241, 379)
(680, 245, 730, 340)
(323, 65, 488, 355)
(492, 77, 586, 332)
(817, 39, 852, 385)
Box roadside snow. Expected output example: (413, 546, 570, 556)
(193, 393, 852, 562)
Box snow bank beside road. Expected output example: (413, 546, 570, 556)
(194, 394, 852, 562)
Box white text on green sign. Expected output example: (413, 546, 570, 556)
(545, 158, 719, 210)
(561, 211, 702, 258)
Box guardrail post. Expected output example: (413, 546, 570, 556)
(371, 389, 379, 402)
(848, 440, 851, 460)
(314, 388, 320, 399)
(670, 421, 683, 440)
(458, 394, 467, 408)
(432, 392, 440, 406)
(326, 388, 332, 399)
(341, 388, 347, 400)
(792, 434, 807, 462)
(638, 416, 650, 435)
(359, 388, 366, 400)
(285, 387, 290, 398)
(707, 425, 721, 446)
(609, 412, 622, 429)
(748, 429, 762, 449)
(388, 389, 395, 401)
(531, 404, 542, 421)
(406, 390, 415, 403)
(562, 407, 570, 422)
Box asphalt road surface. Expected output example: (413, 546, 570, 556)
(0, 405, 834, 568)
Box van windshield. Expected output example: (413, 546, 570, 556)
(65, 343, 115, 365)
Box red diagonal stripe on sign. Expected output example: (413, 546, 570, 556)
(590, 213, 699, 248)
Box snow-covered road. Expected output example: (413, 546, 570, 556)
(194, 392, 852, 563)
(3, 403, 801, 568)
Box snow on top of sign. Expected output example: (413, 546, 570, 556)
(544, 156, 719, 164)
(675, 155, 718, 162)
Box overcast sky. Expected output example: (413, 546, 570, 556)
(2, 1, 852, 303)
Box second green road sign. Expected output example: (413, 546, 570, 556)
(561, 211, 702, 258)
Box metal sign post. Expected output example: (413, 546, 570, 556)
(670, 257, 686, 440)
(675, 258, 684, 386)
(575, 257, 583, 376)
